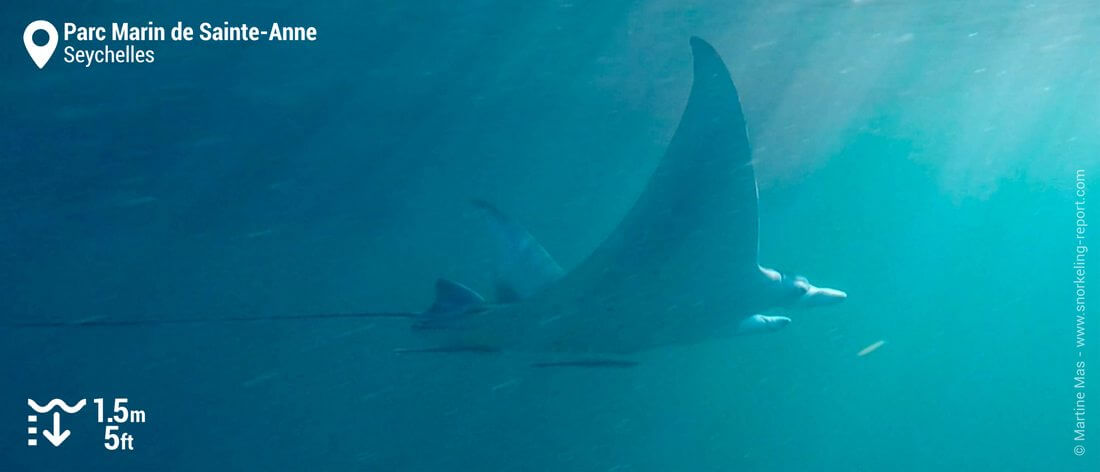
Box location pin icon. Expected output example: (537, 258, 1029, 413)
(23, 20, 58, 69)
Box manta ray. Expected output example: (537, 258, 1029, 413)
(396, 37, 846, 364)
(8, 38, 846, 367)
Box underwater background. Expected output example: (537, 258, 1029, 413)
(2, 0, 1098, 470)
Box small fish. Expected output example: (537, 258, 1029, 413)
(858, 340, 886, 357)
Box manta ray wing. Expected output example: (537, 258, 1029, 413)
(532, 37, 758, 311)
(602, 36, 758, 276)
(451, 38, 763, 354)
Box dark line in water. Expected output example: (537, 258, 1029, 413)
(394, 345, 499, 354)
(531, 360, 639, 369)
(2, 311, 417, 328)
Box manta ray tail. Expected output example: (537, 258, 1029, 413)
(471, 200, 565, 303)
(4, 278, 481, 329)
(1, 311, 418, 328)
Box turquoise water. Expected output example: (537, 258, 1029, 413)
(3, 1, 1097, 470)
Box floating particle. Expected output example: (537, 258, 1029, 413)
(858, 340, 886, 357)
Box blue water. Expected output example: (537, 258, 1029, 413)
(2, 1, 1097, 470)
